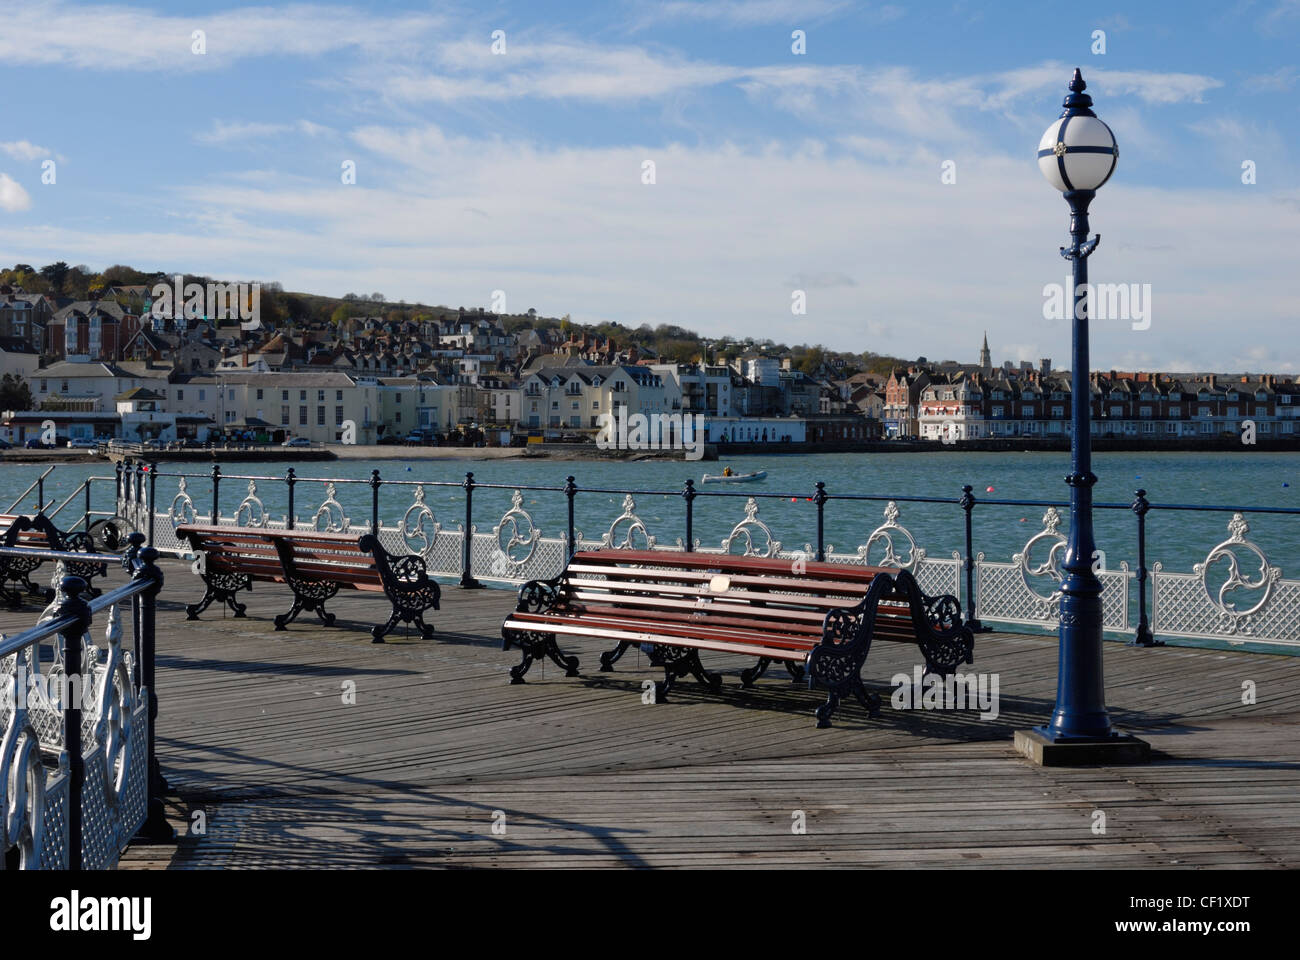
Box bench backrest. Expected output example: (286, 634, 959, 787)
(176, 525, 382, 584)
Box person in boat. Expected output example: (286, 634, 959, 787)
(723, 466, 732, 476)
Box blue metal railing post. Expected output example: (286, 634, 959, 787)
(211, 463, 221, 524)
(131, 537, 173, 840)
(960, 484, 986, 631)
(683, 478, 696, 552)
(285, 467, 297, 530)
(57, 575, 93, 871)
(1131, 489, 1160, 647)
(369, 469, 382, 533)
(814, 482, 827, 562)
(460, 472, 482, 588)
(565, 476, 577, 559)
(147, 463, 157, 545)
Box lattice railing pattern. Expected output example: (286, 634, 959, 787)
(1, 596, 149, 870)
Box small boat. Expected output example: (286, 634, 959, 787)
(702, 470, 767, 484)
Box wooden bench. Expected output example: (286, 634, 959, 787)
(501, 550, 975, 727)
(0, 513, 107, 604)
(176, 524, 442, 643)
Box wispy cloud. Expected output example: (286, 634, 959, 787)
(0, 1, 442, 71)
(1244, 65, 1299, 91)
(194, 119, 334, 145)
(0, 141, 53, 162)
(634, 0, 873, 28)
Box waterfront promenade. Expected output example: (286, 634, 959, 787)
(10, 559, 1295, 869)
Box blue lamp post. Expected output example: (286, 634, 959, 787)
(1018, 69, 1148, 763)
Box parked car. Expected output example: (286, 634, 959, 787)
(68, 438, 98, 449)
(0, 437, 11, 450)
(282, 436, 312, 448)
(24, 437, 50, 449)
(376, 435, 402, 446)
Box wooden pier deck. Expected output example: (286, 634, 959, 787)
(9, 560, 1298, 869)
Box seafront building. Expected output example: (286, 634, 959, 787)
(0, 288, 1294, 447)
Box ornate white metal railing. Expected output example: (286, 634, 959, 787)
(974, 506, 1131, 632)
(0, 542, 164, 870)
(1150, 513, 1300, 647)
(120, 471, 1300, 647)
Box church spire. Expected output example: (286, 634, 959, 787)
(979, 331, 991, 371)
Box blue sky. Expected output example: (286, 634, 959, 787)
(1, 0, 1297, 371)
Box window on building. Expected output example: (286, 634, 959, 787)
(300, 391, 307, 401)
(317, 406, 325, 426)
(299, 406, 307, 425)
(335, 406, 344, 426)
(256, 389, 263, 400)
(177, 389, 184, 401)
(281, 406, 290, 425)
(199, 389, 206, 401)
(282, 390, 289, 401)
(318, 390, 325, 402)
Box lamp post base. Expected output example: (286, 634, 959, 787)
(1014, 727, 1150, 766)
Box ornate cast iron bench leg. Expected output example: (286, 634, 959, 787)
(274, 578, 339, 631)
(185, 572, 251, 620)
(740, 657, 772, 688)
(503, 628, 577, 683)
(648, 645, 722, 702)
(501, 577, 578, 681)
(740, 657, 807, 688)
(599, 640, 633, 672)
